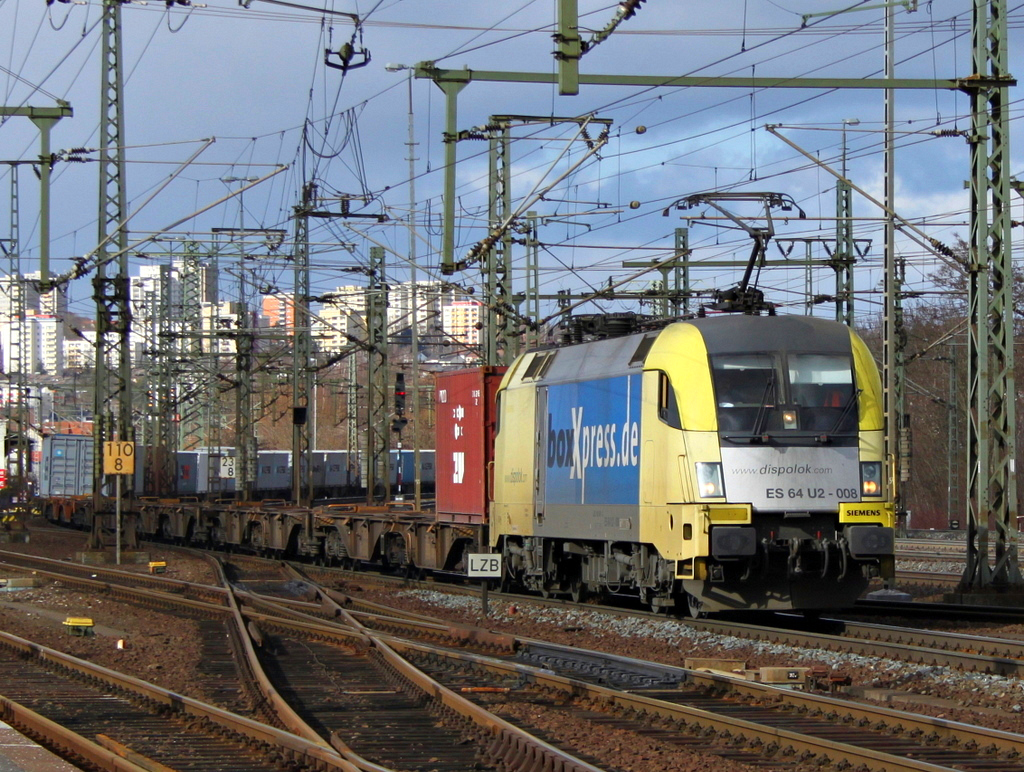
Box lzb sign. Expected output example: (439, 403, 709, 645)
(467, 553, 501, 578)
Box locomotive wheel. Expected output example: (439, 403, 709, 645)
(650, 592, 669, 614)
(687, 593, 706, 619)
(569, 577, 586, 604)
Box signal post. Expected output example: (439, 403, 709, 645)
(103, 440, 134, 565)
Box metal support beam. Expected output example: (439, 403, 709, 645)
(91, 0, 133, 545)
(177, 241, 211, 451)
(414, 63, 962, 92)
(365, 246, 389, 503)
(675, 228, 690, 318)
(4, 166, 28, 495)
(621, 230, 692, 319)
(961, 0, 1020, 589)
(523, 211, 541, 348)
(138, 263, 177, 496)
(835, 179, 856, 325)
(292, 183, 314, 507)
(234, 274, 255, 502)
(0, 104, 72, 288)
(434, 75, 469, 276)
(485, 124, 514, 365)
(554, 0, 581, 95)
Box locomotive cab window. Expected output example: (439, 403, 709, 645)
(711, 351, 858, 436)
(788, 354, 857, 433)
(710, 353, 777, 433)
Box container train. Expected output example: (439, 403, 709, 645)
(39, 442, 434, 500)
(38, 313, 895, 615)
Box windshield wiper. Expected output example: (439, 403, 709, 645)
(751, 371, 776, 439)
(817, 388, 862, 442)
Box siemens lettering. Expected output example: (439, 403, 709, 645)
(544, 374, 642, 506)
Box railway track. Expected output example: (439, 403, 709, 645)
(8, 535, 1024, 770)
(395, 637, 1024, 772)
(198, 552, 1024, 681)
(0, 628, 353, 772)
(0, 544, 600, 772)
(286, 558, 1024, 677)
(0, 546, 1010, 677)
(256, 564, 1024, 772)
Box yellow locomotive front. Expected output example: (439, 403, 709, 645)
(646, 315, 895, 614)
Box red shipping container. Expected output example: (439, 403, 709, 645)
(435, 367, 506, 524)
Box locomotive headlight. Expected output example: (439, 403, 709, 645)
(860, 461, 883, 497)
(782, 410, 798, 429)
(696, 462, 725, 498)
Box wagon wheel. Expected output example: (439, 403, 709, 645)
(323, 531, 344, 565)
(209, 524, 225, 550)
(249, 523, 265, 553)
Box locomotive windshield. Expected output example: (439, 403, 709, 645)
(712, 352, 857, 436)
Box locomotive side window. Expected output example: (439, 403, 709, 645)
(657, 371, 681, 429)
(788, 354, 857, 432)
(523, 351, 557, 380)
(629, 335, 657, 366)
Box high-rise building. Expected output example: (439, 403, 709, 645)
(441, 299, 483, 349)
(387, 281, 462, 338)
(0, 312, 63, 375)
(130, 264, 181, 365)
(312, 286, 366, 354)
(24, 271, 68, 318)
(63, 325, 95, 370)
(261, 294, 295, 330)
(0, 274, 40, 319)
(201, 301, 247, 355)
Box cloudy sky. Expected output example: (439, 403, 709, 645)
(1, 1, 1019, 327)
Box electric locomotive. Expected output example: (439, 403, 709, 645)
(490, 314, 895, 615)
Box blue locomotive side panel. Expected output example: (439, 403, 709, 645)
(544, 373, 642, 506)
